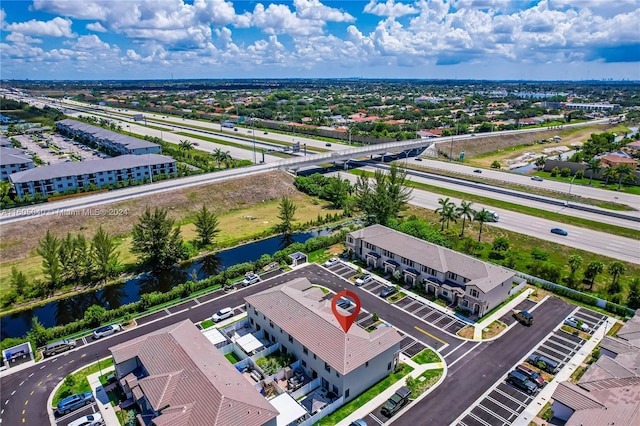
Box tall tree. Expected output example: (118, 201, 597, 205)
(178, 139, 194, 154)
(585, 158, 601, 185)
(322, 174, 352, 210)
(601, 167, 617, 186)
(607, 261, 626, 288)
(435, 197, 454, 231)
(627, 277, 640, 310)
(615, 164, 633, 190)
(584, 261, 604, 290)
(131, 206, 186, 269)
(10, 267, 28, 296)
(354, 163, 412, 226)
(212, 148, 228, 168)
(193, 205, 220, 247)
(276, 196, 298, 236)
(456, 201, 475, 237)
(568, 255, 583, 276)
(474, 208, 492, 242)
(92, 226, 120, 282)
(36, 230, 62, 291)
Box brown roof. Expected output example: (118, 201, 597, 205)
(245, 277, 402, 375)
(110, 320, 278, 426)
(349, 225, 514, 293)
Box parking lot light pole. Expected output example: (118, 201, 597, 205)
(96, 354, 103, 377)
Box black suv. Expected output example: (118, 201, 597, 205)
(507, 370, 538, 395)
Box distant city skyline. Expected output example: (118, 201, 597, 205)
(1, 0, 639, 81)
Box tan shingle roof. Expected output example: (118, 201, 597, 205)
(110, 320, 278, 426)
(349, 225, 514, 293)
(245, 277, 402, 375)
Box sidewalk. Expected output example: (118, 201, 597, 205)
(472, 288, 534, 340)
(339, 353, 445, 426)
(87, 366, 120, 426)
(513, 317, 615, 426)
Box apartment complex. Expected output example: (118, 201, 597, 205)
(0, 147, 34, 181)
(245, 277, 403, 403)
(550, 313, 640, 425)
(347, 225, 516, 317)
(110, 320, 279, 426)
(56, 119, 161, 155)
(10, 154, 176, 198)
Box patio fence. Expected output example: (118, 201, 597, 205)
(508, 276, 528, 296)
(299, 396, 345, 426)
(291, 377, 321, 400)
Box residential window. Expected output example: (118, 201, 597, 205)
(332, 385, 339, 395)
(269, 321, 274, 328)
(345, 389, 350, 398)
(336, 372, 339, 378)
(303, 346, 308, 355)
(288, 335, 293, 343)
(387, 362, 392, 370)
(271, 336, 275, 343)
(324, 362, 330, 373)
(313, 354, 316, 360)
(469, 289, 479, 298)
(365, 361, 369, 368)
(446, 271, 458, 281)
(264, 331, 270, 340)
(250, 318, 254, 325)
(301, 360, 307, 367)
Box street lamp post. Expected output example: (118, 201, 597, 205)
(96, 354, 103, 377)
(251, 113, 256, 164)
(567, 175, 576, 206)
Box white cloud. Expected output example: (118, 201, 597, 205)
(86, 22, 107, 32)
(364, 0, 418, 18)
(5, 32, 42, 44)
(5, 16, 75, 38)
(294, 0, 355, 22)
(252, 3, 324, 36)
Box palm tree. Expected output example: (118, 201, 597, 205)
(585, 158, 601, 185)
(615, 164, 633, 190)
(568, 254, 583, 276)
(601, 167, 617, 186)
(474, 208, 492, 242)
(584, 261, 604, 290)
(435, 197, 456, 231)
(455, 201, 475, 237)
(178, 139, 194, 155)
(607, 261, 626, 287)
(534, 157, 546, 169)
(212, 148, 227, 168)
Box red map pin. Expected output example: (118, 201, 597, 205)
(331, 290, 361, 334)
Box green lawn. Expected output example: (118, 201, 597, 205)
(315, 363, 414, 426)
(534, 171, 640, 196)
(405, 368, 443, 396)
(200, 319, 215, 330)
(224, 352, 241, 364)
(52, 358, 114, 407)
(411, 349, 441, 365)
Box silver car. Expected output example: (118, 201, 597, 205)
(564, 316, 589, 332)
(92, 324, 122, 339)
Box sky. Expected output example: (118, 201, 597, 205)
(1, 0, 639, 81)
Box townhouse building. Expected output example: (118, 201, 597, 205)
(245, 277, 403, 403)
(56, 119, 161, 155)
(110, 320, 278, 426)
(347, 225, 516, 318)
(10, 154, 176, 198)
(0, 147, 34, 181)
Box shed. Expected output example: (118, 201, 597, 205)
(288, 252, 308, 267)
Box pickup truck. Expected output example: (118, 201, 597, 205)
(512, 309, 534, 326)
(381, 386, 411, 417)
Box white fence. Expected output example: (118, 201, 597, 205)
(299, 396, 345, 426)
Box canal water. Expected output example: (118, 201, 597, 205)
(1, 230, 328, 340)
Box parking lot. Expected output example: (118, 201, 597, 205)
(456, 307, 608, 426)
(12, 132, 107, 167)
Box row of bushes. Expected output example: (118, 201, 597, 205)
(2, 229, 349, 351)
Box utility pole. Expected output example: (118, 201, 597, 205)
(251, 113, 256, 164)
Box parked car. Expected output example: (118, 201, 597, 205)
(507, 370, 538, 395)
(242, 273, 261, 286)
(381, 386, 411, 417)
(380, 286, 397, 298)
(473, 169, 482, 173)
(337, 297, 352, 309)
(212, 307, 233, 322)
(564, 316, 589, 332)
(57, 391, 94, 415)
(531, 176, 544, 181)
(528, 354, 559, 374)
(68, 412, 103, 426)
(550, 228, 568, 236)
(44, 339, 76, 357)
(92, 324, 121, 340)
(512, 310, 534, 326)
(349, 420, 367, 426)
(516, 364, 545, 388)
(354, 274, 373, 286)
(323, 257, 340, 267)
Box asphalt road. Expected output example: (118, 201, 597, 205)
(395, 297, 574, 426)
(0, 264, 574, 426)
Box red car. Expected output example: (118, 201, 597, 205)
(516, 364, 545, 387)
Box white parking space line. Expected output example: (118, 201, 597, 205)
(548, 334, 583, 350)
(493, 388, 529, 409)
(476, 403, 511, 425)
(467, 412, 493, 426)
(486, 395, 521, 417)
(535, 347, 567, 363)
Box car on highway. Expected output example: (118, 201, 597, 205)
(325, 143, 332, 147)
(564, 316, 589, 332)
(234, 128, 238, 131)
(92, 324, 122, 340)
(68, 412, 103, 426)
(263, 131, 268, 134)
(57, 391, 95, 415)
(212, 307, 233, 323)
(414, 157, 422, 161)
(380, 286, 397, 298)
(323, 257, 340, 267)
(473, 169, 482, 173)
(550, 228, 568, 236)
(354, 274, 373, 286)
(531, 176, 544, 181)
(515, 364, 545, 388)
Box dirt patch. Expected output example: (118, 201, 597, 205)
(527, 285, 554, 302)
(457, 325, 475, 339)
(482, 320, 507, 339)
(326, 244, 345, 255)
(0, 170, 298, 264)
